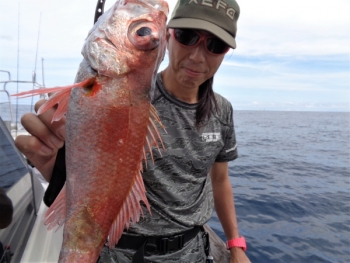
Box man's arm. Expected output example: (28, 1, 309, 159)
(210, 162, 251, 263)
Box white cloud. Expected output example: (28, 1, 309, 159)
(236, 0, 350, 56)
(1, 0, 348, 62)
(0, 0, 348, 112)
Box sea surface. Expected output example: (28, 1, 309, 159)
(208, 110, 350, 263)
(1, 105, 349, 263)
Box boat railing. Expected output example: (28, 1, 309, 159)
(0, 70, 45, 134)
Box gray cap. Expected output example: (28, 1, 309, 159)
(168, 0, 240, 48)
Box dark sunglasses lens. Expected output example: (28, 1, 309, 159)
(207, 38, 229, 54)
(174, 29, 200, 46)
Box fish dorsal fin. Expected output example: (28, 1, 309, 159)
(107, 170, 150, 248)
(12, 77, 96, 123)
(43, 183, 67, 232)
(143, 104, 166, 163)
(108, 105, 165, 248)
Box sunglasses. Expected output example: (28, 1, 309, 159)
(169, 28, 230, 55)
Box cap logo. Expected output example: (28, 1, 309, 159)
(187, 0, 236, 20)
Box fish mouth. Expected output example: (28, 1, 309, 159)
(100, 37, 118, 50)
(86, 37, 129, 79)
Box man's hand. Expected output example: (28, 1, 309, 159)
(230, 247, 251, 263)
(15, 99, 65, 182)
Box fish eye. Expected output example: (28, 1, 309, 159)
(137, 27, 152, 37)
(128, 21, 160, 51)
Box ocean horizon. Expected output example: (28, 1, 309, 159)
(1, 103, 349, 122)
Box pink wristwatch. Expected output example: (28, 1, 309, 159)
(226, 236, 247, 251)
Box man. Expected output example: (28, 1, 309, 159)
(15, 0, 251, 262)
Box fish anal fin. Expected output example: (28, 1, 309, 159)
(108, 171, 150, 248)
(43, 183, 67, 232)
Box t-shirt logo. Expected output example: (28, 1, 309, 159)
(201, 132, 221, 142)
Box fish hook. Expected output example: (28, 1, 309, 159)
(94, 0, 106, 24)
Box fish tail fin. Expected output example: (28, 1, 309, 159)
(43, 183, 67, 232)
(12, 77, 96, 122)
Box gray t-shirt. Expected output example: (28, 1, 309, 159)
(127, 73, 238, 236)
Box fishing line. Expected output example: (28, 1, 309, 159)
(41, 57, 45, 91)
(31, 12, 42, 110)
(15, 2, 20, 137)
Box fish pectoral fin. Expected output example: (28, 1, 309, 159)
(12, 77, 96, 123)
(43, 183, 67, 232)
(143, 104, 166, 163)
(107, 171, 150, 248)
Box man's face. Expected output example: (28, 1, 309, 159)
(166, 28, 228, 91)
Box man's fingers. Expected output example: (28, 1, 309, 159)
(14, 135, 57, 182)
(15, 135, 54, 156)
(20, 113, 64, 150)
(33, 99, 66, 140)
(17, 99, 63, 182)
(34, 99, 47, 113)
(37, 108, 66, 140)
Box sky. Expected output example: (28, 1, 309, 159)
(0, 0, 349, 112)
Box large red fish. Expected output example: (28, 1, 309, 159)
(14, 0, 168, 262)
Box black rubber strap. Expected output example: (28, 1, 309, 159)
(202, 228, 210, 257)
(43, 146, 66, 207)
(94, 0, 106, 24)
(132, 239, 155, 263)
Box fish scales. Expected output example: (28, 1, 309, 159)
(63, 78, 151, 261)
(13, 0, 169, 262)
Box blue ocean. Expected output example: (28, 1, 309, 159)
(208, 110, 350, 263)
(1, 105, 349, 262)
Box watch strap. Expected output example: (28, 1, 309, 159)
(226, 236, 247, 251)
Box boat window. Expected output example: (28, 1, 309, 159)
(0, 117, 28, 191)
